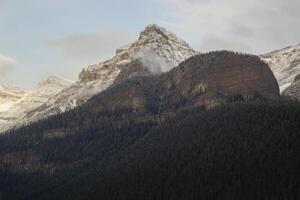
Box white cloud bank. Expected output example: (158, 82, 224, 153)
(132, 47, 172, 74)
(161, 0, 300, 54)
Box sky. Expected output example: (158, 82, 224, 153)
(0, 0, 299, 89)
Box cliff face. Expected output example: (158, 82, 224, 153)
(161, 51, 280, 109)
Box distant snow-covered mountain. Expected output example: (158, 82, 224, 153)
(0, 76, 72, 132)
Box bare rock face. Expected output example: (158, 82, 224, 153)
(162, 51, 280, 109)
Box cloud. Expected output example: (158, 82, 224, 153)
(132, 48, 172, 74)
(48, 29, 135, 61)
(0, 54, 16, 78)
(161, 0, 300, 54)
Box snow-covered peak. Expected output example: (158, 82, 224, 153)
(139, 24, 191, 47)
(260, 44, 300, 92)
(80, 24, 197, 83)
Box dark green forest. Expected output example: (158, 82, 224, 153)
(0, 99, 300, 200)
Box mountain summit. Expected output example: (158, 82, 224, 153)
(79, 24, 196, 83)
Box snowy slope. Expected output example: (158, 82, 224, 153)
(0, 24, 197, 133)
(0, 76, 72, 132)
(260, 44, 300, 92)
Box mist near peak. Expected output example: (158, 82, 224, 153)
(131, 48, 174, 75)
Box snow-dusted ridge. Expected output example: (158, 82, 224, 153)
(0, 76, 72, 132)
(0, 24, 197, 133)
(260, 44, 300, 92)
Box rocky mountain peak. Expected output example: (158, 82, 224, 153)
(139, 24, 170, 39)
(79, 24, 197, 83)
(138, 24, 190, 47)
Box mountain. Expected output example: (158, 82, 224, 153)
(0, 76, 72, 132)
(0, 51, 298, 200)
(79, 24, 197, 83)
(260, 44, 300, 92)
(0, 24, 196, 133)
